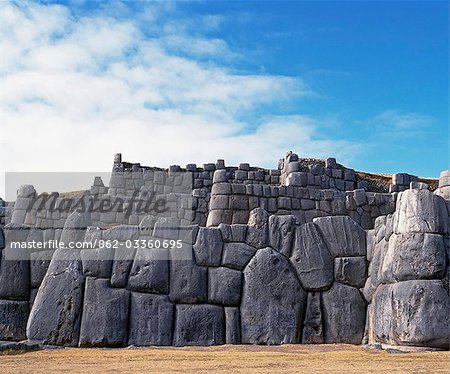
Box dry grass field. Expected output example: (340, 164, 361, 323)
(0, 344, 448, 374)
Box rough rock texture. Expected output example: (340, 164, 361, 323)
(173, 304, 224, 346)
(246, 208, 270, 249)
(128, 293, 173, 346)
(208, 267, 242, 306)
(27, 249, 84, 346)
(0, 246, 30, 300)
(268, 214, 296, 256)
(0, 300, 29, 341)
(79, 277, 130, 347)
(30, 250, 54, 288)
(110, 247, 136, 288)
(193, 227, 223, 266)
(290, 223, 333, 291)
(301, 292, 324, 344)
(81, 247, 113, 279)
(221, 242, 256, 271)
(241, 247, 306, 344)
(225, 307, 241, 344)
(169, 258, 207, 303)
(334, 257, 367, 288)
(322, 282, 366, 344)
(60, 211, 92, 244)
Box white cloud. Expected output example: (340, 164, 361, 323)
(372, 109, 435, 131)
(0, 2, 357, 196)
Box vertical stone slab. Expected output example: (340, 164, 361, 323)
(208, 267, 242, 306)
(268, 214, 296, 257)
(301, 292, 324, 344)
(225, 307, 241, 344)
(193, 227, 223, 266)
(0, 300, 29, 341)
(169, 258, 207, 303)
(246, 208, 270, 249)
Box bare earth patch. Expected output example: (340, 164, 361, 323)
(0, 344, 448, 373)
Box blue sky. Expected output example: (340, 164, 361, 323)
(0, 0, 448, 184)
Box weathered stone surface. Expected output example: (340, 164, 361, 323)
(221, 242, 257, 271)
(393, 189, 449, 234)
(60, 211, 91, 244)
(110, 246, 136, 288)
(80, 247, 113, 278)
(246, 208, 270, 249)
(169, 258, 207, 303)
(225, 307, 241, 344)
(301, 292, 324, 344)
(371, 280, 449, 349)
(79, 277, 129, 347)
(0, 300, 29, 341)
(127, 248, 169, 294)
(208, 267, 242, 306)
(103, 224, 139, 241)
(193, 227, 223, 266)
(322, 282, 366, 344)
(0, 246, 30, 300)
(30, 250, 54, 288)
(128, 293, 173, 346)
(334, 256, 367, 288)
(313, 216, 366, 257)
(268, 214, 296, 257)
(173, 304, 224, 346)
(241, 247, 306, 344)
(290, 223, 333, 291)
(27, 248, 84, 346)
(380, 233, 447, 283)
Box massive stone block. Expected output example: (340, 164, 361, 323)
(80, 247, 113, 279)
(30, 250, 54, 288)
(27, 248, 84, 346)
(110, 246, 136, 288)
(169, 258, 207, 303)
(79, 277, 130, 347)
(193, 227, 223, 266)
(301, 292, 324, 344)
(334, 256, 367, 288)
(60, 210, 92, 245)
(173, 304, 224, 346)
(246, 208, 270, 249)
(268, 214, 296, 257)
(313, 216, 366, 257)
(322, 282, 366, 344)
(290, 223, 333, 291)
(225, 307, 241, 344)
(0, 300, 29, 341)
(379, 233, 446, 283)
(128, 293, 173, 346)
(393, 189, 449, 234)
(241, 247, 306, 344)
(127, 248, 169, 294)
(208, 267, 242, 306)
(0, 246, 30, 300)
(221, 242, 257, 271)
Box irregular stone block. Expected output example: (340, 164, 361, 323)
(241, 247, 306, 344)
(290, 223, 333, 291)
(246, 208, 270, 249)
(334, 256, 367, 288)
(127, 248, 169, 294)
(110, 246, 136, 288)
(221, 242, 257, 271)
(79, 277, 130, 347)
(30, 250, 54, 288)
(60, 210, 91, 245)
(393, 189, 449, 234)
(193, 227, 223, 266)
(208, 267, 242, 306)
(80, 247, 113, 278)
(169, 258, 207, 303)
(268, 214, 296, 257)
(0, 300, 29, 341)
(380, 233, 446, 283)
(313, 216, 366, 257)
(128, 293, 173, 346)
(0, 246, 30, 300)
(173, 304, 224, 346)
(301, 292, 324, 344)
(27, 248, 84, 346)
(322, 282, 366, 344)
(225, 307, 241, 344)
(103, 224, 139, 241)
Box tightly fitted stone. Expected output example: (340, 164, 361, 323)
(0, 246, 30, 300)
(173, 304, 224, 346)
(110, 246, 136, 288)
(246, 208, 270, 249)
(80, 247, 113, 279)
(268, 214, 296, 257)
(169, 258, 207, 303)
(208, 267, 242, 306)
(193, 227, 223, 266)
(241, 247, 306, 344)
(334, 257, 367, 288)
(322, 282, 366, 344)
(221, 242, 257, 271)
(27, 248, 84, 346)
(290, 223, 333, 291)
(60, 210, 91, 245)
(301, 292, 324, 344)
(79, 277, 130, 347)
(225, 307, 241, 344)
(313, 216, 366, 257)
(128, 293, 173, 346)
(30, 250, 54, 288)
(0, 300, 29, 341)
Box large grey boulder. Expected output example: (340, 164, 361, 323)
(79, 277, 130, 347)
(208, 267, 242, 306)
(268, 214, 296, 257)
(193, 227, 223, 266)
(128, 293, 173, 346)
(110, 246, 136, 287)
(127, 248, 169, 294)
(246, 208, 270, 249)
(80, 247, 113, 278)
(0, 300, 29, 341)
(290, 223, 333, 291)
(173, 304, 224, 346)
(379, 233, 446, 283)
(301, 292, 324, 344)
(393, 189, 449, 234)
(0, 246, 30, 300)
(225, 307, 241, 344)
(30, 250, 54, 288)
(27, 248, 84, 346)
(241, 247, 306, 344)
(169, 258, 207, 303)
(322, 282, 366, 344)
(221, 242, 257, 271)
(60, 210, 92, 245)
(334, 256, 367, 288)
(313, 216, 366, 257)
(371, 280, 449, 348)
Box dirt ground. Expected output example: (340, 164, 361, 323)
(1, 344, 449, 373)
